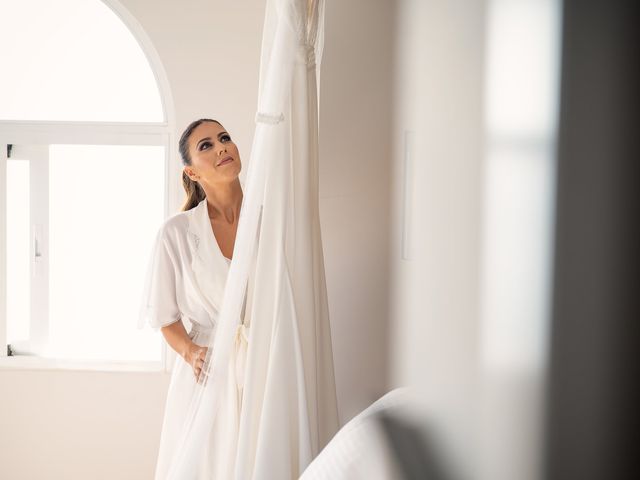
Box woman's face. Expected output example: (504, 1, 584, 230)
(185, 121, 241, 185)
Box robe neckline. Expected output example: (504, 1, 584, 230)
(197, 197, 233, 265)
(185, 197, 233, 321)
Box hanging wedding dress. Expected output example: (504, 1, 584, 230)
(138, 0, 339, 478)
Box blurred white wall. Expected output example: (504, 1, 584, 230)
(389, 1, 487, 478)
(388, 1, 560, 480)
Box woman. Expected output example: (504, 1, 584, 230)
(169, 117, 244, 382)
(140, 117, 256, 478)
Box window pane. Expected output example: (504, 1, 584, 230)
(6, 159, 31, 344)
(47, 144, 166, 361)
(479, 144, 556, 370)
(485, 0, 561, 138)
(480, 0, 561, 371)
(0, 0, 163, 122)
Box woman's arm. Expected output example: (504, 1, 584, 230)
(161, 321, 208, 381)
(160, 320, 191, 358)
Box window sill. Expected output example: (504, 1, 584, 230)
(0, 355, 166, 373)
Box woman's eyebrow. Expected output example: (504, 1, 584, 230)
(196, 137, 211, 148)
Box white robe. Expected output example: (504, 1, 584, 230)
(140, 197, 257, 479)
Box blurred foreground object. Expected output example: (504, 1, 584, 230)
(300, 388, 452, 480)
(544, 1, 640, 479)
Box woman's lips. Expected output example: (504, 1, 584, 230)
(217, 156, 233, 166)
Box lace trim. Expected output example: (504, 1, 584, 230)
(255, 111, 285, 124)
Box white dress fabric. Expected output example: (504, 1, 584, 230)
(138, 0, 339, 478)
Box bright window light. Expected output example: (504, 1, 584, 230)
(485, 0, 560, 139)
(480, 0, 562, 371)
(46, 144, 166, 361)
(0, 0, 163, 122)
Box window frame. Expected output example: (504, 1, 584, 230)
(0, 119, 182, 373)
(0, 0, 180, 374)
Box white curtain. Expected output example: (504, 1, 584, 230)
(164, 0, 339, 477)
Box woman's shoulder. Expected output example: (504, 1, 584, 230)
(156, 208, 192, 241)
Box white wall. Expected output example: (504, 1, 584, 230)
(0, 1, 395, 478)
(388, 0, 487, 479)
(318, 0, 395, 420)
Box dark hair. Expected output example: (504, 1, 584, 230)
(178, 118, 223, 211)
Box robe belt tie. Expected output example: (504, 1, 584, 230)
(295, 43, 316, 67)
(234, 323, 250, 391)
(188, 322, 214, 337)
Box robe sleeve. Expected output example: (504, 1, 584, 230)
(137, 225, 182, 331)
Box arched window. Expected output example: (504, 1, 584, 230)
(0, 0, 175, 368)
